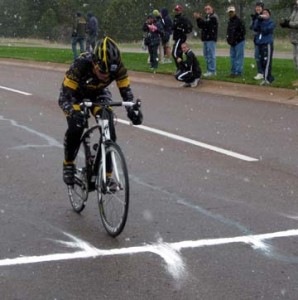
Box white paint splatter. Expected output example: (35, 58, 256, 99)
(0, 115, 62, 149)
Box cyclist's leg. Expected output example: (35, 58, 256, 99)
(63, 117, 84, 185)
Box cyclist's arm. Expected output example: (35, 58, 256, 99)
(115, 63, 134, 102)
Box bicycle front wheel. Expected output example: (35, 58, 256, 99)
(68, 141, 88, 213)
(97, 142, 129, 237)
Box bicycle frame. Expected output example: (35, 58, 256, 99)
(78, 100, 136, 189)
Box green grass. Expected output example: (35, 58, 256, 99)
(0, 45, 296, 89)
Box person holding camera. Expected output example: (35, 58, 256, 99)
(250, 2, 265, 80)
(280, 1, 298, 72)
(253, 8, 276, 85)
(194, 4, 219, 77)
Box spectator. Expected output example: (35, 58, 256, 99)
(86, 12, 99, 52)
(280, 1, 298, 72)
(194, 4, 218, 77)
(152, 9, 165, 63)
(143, 14, 163, 71)
(172, 4, 193, 73)
(161, 7, 173, 64)
(250, 2, 265, 80)
(71, 12, 86, 60)
(226, 6, 246, 77)
(175, 42, 202, 87)
(254, 8, 276, 85)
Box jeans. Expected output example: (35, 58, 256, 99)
(254, 44, 263, 74)
(230, 40, 245, 75)
(72, 36, 85, 60)
(203, 41, 216, 73)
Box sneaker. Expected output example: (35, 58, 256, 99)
(203, 72, 216, 77)
(190, 78, 200, 87)
(63, 162, 76, 185)
(181, 82, 191, 87)
(254, 73, 264, 80)
(164, 58, 172, 64)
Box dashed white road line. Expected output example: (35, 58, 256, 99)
(1, 83, 258, 162)
(118, 119, 259, 162)
(0, 85, 32, 96)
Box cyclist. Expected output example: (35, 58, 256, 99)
(58, 36, 143, 186)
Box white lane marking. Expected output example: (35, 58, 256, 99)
(0, 115, 62, 149)
(1, 229, 298, 282)
(117, 119, 259, 162)
(0, 85, 32, 96)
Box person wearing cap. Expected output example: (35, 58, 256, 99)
(71, 12, 87, 60)
(250, 2, 265, 80)
(253, 8, 276, 85)
(226, 5, 246, 77)
(194, 4, 219, 77)
(172, 4, 193, 72)
(280, 1, 298, 72)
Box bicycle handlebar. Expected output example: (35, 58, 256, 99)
(80, 99, 141, 109)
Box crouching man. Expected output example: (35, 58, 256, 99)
(175, 43, 202, 87)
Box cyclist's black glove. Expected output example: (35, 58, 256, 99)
(127, 100, 143, 125)
(71, 110, 86, 128)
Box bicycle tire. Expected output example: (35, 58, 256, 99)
(97, 142, 129, 237)
(68, 140, 88, 213)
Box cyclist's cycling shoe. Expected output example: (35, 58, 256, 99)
(106, 177, 119, 193)
(63, 162, 76, 186)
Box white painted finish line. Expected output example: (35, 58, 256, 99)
(0, 229, 297, 281)
(118, 119, 259, 162)
(0, 85, 32, 96)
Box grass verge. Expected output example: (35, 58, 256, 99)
(0, 45, 296, 89)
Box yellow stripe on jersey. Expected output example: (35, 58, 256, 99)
(73, 104, 80, 111)
(116, 77, 130, 88)
(63, 76, 78, 90)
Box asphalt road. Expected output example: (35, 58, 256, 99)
(1, 62, 298, 300)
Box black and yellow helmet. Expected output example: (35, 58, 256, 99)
(94, 36, 121, 73)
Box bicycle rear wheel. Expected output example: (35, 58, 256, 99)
(68, 141, 88, 213)
(97, 142, 129, 237)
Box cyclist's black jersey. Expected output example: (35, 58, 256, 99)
(59, 52, 131, 108)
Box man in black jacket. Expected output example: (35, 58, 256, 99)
(175, 43, 201, 87)
(226, 5, 246, 77)
(172, 4, 193, 72)
(194, 4, 218, 77)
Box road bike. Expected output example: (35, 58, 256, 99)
(67, 98, 140, 237)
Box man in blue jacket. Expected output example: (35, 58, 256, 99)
(253, 8, 275, 85)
